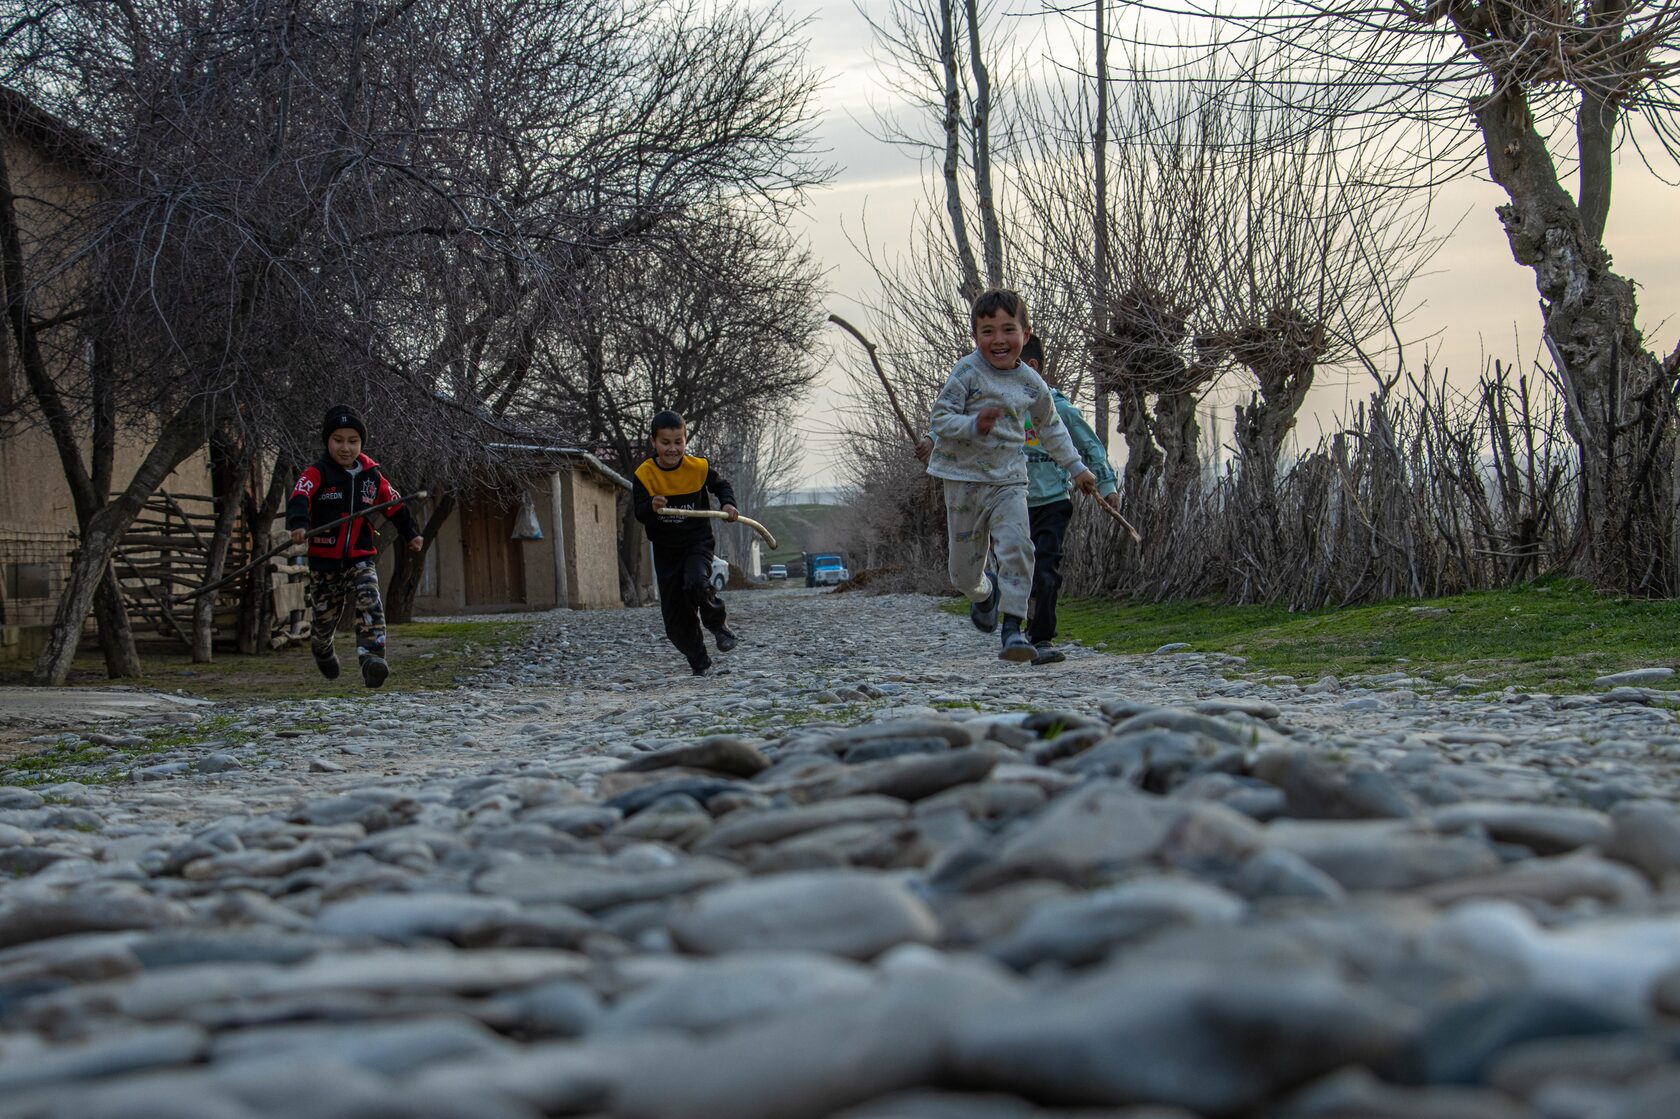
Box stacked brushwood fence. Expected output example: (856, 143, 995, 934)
(112, 491, 249, 645)
(826, 363, 1583, 608)
(1063, 367, 1577, 607)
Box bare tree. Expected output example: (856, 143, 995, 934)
(515, 206, 826, 599)
(1, 0, 828, 677)
(1013, 38, 1439, 566)
(3, 0, 529, 681)
(1171, 0, 1680, 592)
(861, 0, 1013, 302)
(0, 91, 146, 679)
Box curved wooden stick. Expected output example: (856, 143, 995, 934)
(656, 507, 779, 550)
(1087, 489, 1142, 544)
(828, 313, 919, 442)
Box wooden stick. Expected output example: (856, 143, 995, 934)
(1086, 489, 1142, 544)
(169, 491, 429, 603)
(828, 313, 920, 442)
(654, 507, 778, 550)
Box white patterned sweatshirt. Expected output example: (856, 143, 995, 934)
(925, 350, 1088, 486)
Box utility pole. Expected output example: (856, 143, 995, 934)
(1091, 0, 1111, 450)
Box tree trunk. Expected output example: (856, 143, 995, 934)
(1474, 85, 1673, 592)
(192, 443, 250, 663)
(1091, 0, 1111, 451)
(238, 458, 288, 655)
(1117, 389, 1161, 512)
(33, 410, 209, 685)
(93, 566, 141, 679)
(963, 0, 1002, 287)
(617, 494, 650, 606)
(1152, 388, 1201, 505)
(940, 0, 982, 303)
(1232, 391, 1282, 502)
(387, 490, 454, 624)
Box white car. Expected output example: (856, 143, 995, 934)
(767, 564, 788, 580)
(710, 555, 730, 592)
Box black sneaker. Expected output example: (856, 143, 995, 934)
(999, 617, 1036, 662)
(314, 653, 340, 681)
(713, 626, 740, 653)
(360, 656, 389, 688)
(969, 571, 1000, 633)
(1031, 641, 1066, 666)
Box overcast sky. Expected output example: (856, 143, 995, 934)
(776, 0, 1680, 493)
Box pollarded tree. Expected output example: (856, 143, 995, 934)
(1197, 0, 1680, 592)
(1014, 39, 1438, 549)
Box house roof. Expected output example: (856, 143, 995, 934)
(487, 444, 631, 490)
(0, 86, 102, 175)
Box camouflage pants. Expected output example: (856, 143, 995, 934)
(942, 479, 1033, 620)
(310, 561, 386, 662)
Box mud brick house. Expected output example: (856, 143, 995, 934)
(391, 445, 644, 614)
(2, 89, 643, 662)
(0, 89, 217, 662)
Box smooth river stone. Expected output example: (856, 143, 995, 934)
(667, 870, 939, 959)
(692, 796, 910, 853)
(596, 951, 875, 1035)
(312, 893, 523, 941)
(1430, 802, 1613, 854)
(474, 856, 742, 911)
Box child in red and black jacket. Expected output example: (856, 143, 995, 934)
(286, 404, 422, 688)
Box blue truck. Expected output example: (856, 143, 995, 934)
(803, 552, 849, 588)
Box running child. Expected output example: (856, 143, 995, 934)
(631, 410, 742, 675)
(924, 288, 1097, 661)
(286, 404, 423, 688)
(1017, 335, 1120, 664)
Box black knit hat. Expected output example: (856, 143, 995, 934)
(321, 404, 367, 445)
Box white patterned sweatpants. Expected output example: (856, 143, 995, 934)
(943, 479, 1034, 620)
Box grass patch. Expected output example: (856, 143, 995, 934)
(953, 576, 1680, 693)
(136, 713, 254, 751)
(0, 619, 534, 703)
(5, 712, 256, 783)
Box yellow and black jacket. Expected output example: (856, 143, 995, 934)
(632, 454, 737, 554)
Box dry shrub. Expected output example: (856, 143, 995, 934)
(832, 565, 908, 592)
(1064, 364, 1576, 607)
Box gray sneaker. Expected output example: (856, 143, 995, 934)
(969, 571, 1000, 633)
(1031, 641, 1066, 665)
(1000, 620, 1036, 663)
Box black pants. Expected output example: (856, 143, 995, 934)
(1027, 499, 1073, 644)
(655, 541, 727, 668)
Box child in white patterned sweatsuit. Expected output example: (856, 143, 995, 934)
(925, 288, 1097, 661)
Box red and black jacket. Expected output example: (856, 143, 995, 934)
(286, 453, 420, 571)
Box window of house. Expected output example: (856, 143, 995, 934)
(4, 563, 52, 600)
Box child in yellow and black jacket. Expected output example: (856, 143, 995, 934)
(631, 410, 741, 675)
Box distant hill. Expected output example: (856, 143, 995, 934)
(756, 503, 841, 564)
(775, 487, 846, 506)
